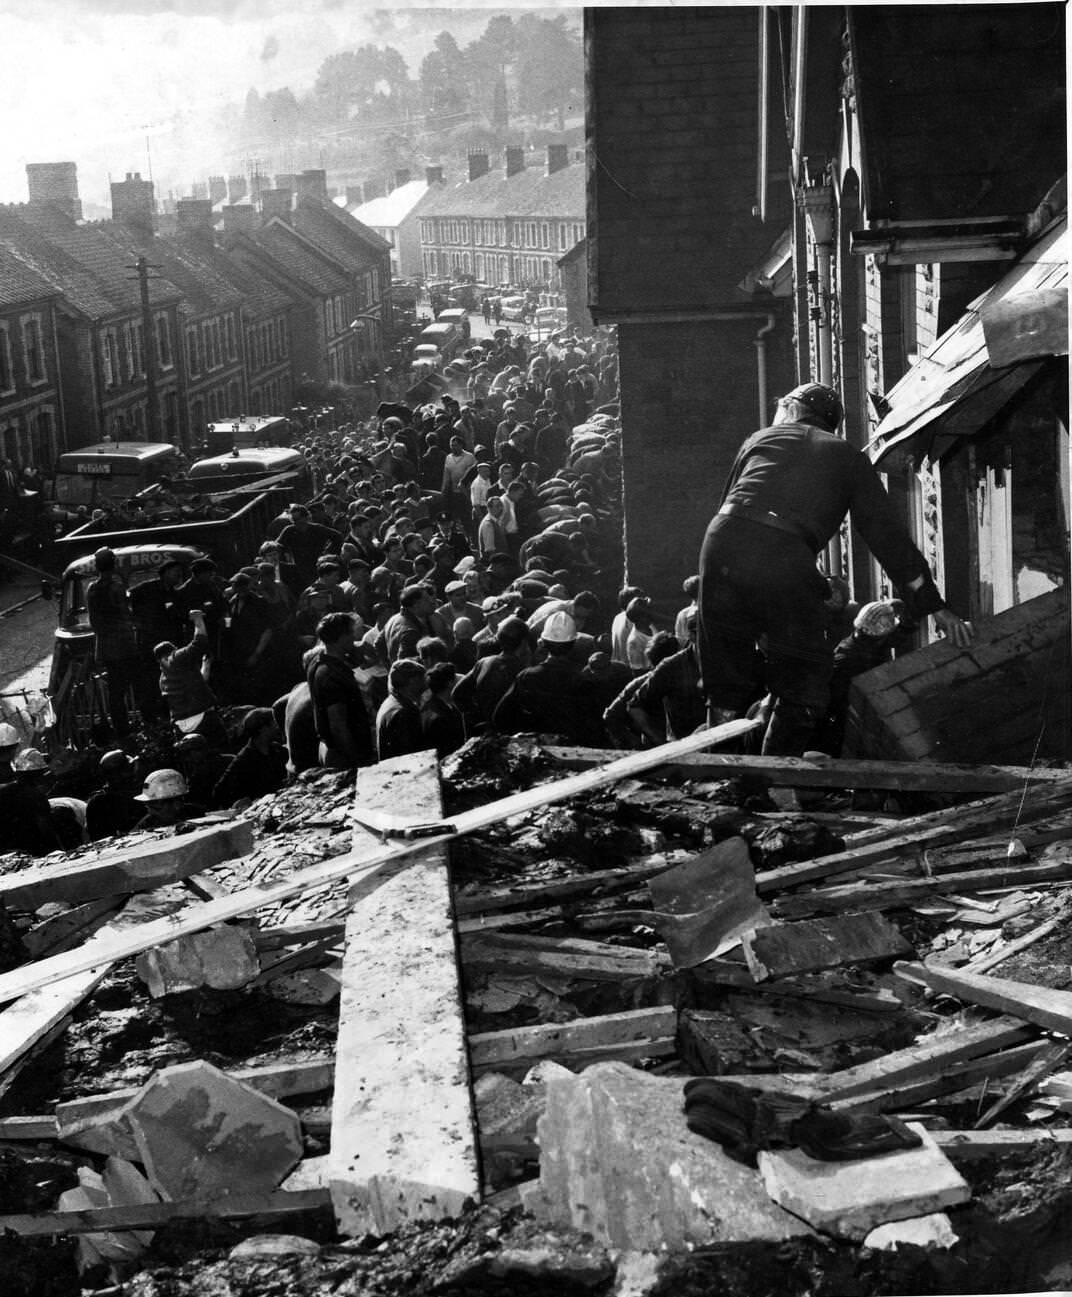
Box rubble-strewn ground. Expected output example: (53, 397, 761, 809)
(2, 738, 1072, 1296)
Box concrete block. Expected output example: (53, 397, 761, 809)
(758, 1124, 970, 1240)
(134, 924, 258, 997)
(125, 1060, 303, 1200)
(535, 1061, 810, 1250)
(864, 1211, 958, 1251)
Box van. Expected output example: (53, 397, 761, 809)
(187, 446, 306, 484)
(416, 321, 462, 362)
(436, 307, 471, 340)
(204, 415, 293, 455)
(52, 442, 183, 508)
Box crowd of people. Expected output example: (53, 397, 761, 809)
(2, 339, 953, 858)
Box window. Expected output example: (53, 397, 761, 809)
(512, 221, 522, 247)
(247, 328, 258, 372)
(279, 316, 288, 358)
(187, 328, 201, 377)
(21, 315, 45, 384)
(156, 315, 172, 368)
(476, 253, 485, 279)
(35, 408, 55, 468)
(225, 315, 237, 360)
(559, 224, 568, 251)
(540, 223, 550, 250)
(0, 324, 14, 393)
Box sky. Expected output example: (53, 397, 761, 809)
(0, 1, 582, 211)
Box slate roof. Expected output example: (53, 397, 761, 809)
(417, 159, 585, 221)
(170, 237, 293, 320)
(347, 180, 430, 230)
(291, 198, 392, 263)
(0, 204, 181, 319)
(0, 247, 60, 309)
(241, 223, 348, 298)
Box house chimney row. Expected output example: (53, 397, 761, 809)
(546, 144, 569, 175)
(468, 151, 490, 182)
(505, 146, 525, 177)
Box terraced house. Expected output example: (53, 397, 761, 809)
(417, 146, 585, 290)
(0, 252, 63, 470)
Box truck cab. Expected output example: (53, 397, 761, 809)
(51, 443, 183, 511)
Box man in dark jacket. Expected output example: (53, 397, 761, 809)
(213, 708, 287, 808)
(86, 749, 142, 841)
(375, 659, 427, 760)
(492, 612, 603, 744)
(697, 383, 973, 756)
(86, 547, 140, 737)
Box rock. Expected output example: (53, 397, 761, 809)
(487, 1234, 614, 1286)
(758, 1123, 970, 1240)
(134, 924, 258, 997)
(864, 1211, 959, 1250)
(125, 1060, 303, 1200)
(475, 1072, 546, 1137)
(229, 1234, 321, 1259)
(535, 1061, 810, 1249)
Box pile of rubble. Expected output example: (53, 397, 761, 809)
(1, 726, 1072, 1296)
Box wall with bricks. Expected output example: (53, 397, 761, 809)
(587, 7, 796, 602)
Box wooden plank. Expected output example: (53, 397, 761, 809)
(934, 1128, 1072, 1160)
(0, 1114, 59, 1140)
(0, 722, 758, 1007)
(0, 1188, 331, 1237)
(544, 746, 1068, 792)
(964, 899, 1072, 974)
(454, 858, 678, 917)
(972, 1041, 1071, 1128)
(755, 781, 1072, 895)
(810, 1016, 1036, 1101)
(775, 857, 1072, 918)
(22, 896, 125, 959)
(457, 906, 565, 934)
(0, 820, 254, 912)
(469, 1006, 677, 1070)
(329, 751, 478, 1239)
(741, 912, 912, 981)
(829, 1041, 1051, 1113)
(459, 932, 670, 981)
(894, 961, 1072, 1036)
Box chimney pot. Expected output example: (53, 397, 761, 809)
(546, 143, 569, 175)
(176, 197, 215, 241)
(260, 188, 293, 221)
(467, 151, 490, 182)
(425, 165, 444, 186)
(505, 146, 525, 178)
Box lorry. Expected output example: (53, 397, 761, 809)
(51, 442, 184, 514)
(185, 446, 311, 496)
(202, 415, 293, 456)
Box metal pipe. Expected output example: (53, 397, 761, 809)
(754, 313, 777, 426)
(791, 5, 808, 181)
(755, 7, 770, 222)
(815, 240, 834, 386)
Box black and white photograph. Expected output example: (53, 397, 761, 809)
(0, 3, 1068, 1293)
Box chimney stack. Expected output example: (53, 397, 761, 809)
(425, 165, 444, 186)
(505, 146, 525, 178)
(345, 186, 364, 207)
(227, 174, 248, 203)
(393, 169, 412, 191)
(275, 173, 300, 196)
(467, 151, 490, 182)
(110, 172, 156, 237)
(26, 162, 82, 222)
(223, 205, 257, 237)
(547, 144, 569, 176)
(176, 197, 215, 242)
(208, 175, 227, 206)
(362, 177, 386, 203)
(260, 188, 293, 222)
(191, 180, 209, 200)
(297, 169, 328, 202)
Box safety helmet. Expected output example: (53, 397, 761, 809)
(0, 722, 20, 747)
(541, 610, 578, 644)
(13, 748, 48, 772)
(854, 600, 899, 638)
(783, 383, 843, 430)
(99, 749, 134, 775)
(134, 768, 189, 802)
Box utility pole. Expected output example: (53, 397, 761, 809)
(130, 256, 162, 442)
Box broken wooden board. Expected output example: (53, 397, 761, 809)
(934, 1128, 1072, 1159)
(453, 857, 679, 917)
(646, 836, 771, 968)
(0, 820, 254, 911)
(844, 587, 1070, 765)
(0, 722, 757, 1006)
(22, 896, 125, 959)
(741, 912, 913, 982)
(775, 857, 1072, 918)
(545, 746, 1068, 792)
(973, 1040, 1071, 1128)
(809, 1016, 1036, 1101)
(755, 780, 1072, 895)
(895, 961, 1072, 1036)
(469, 1006, 677, 1073)
(459, 931, 670, 982)
(0, 1188, 331, 1236)
(329, 750, 479, 1239)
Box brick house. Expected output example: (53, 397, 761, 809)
(0, 250, 63, 471)
(346, 168, 443, 281)
(585, 7, 798, 598)
(417, 146, 585, 289)
(0, 200, 183, 451)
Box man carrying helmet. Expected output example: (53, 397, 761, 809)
(132, 768, 205, 830)
(698, 383, 973, 757)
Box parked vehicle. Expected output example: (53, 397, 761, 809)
(411, 344, 443, 372)
(435, 307, 471, 340)
(51, 442, 184, 512)
(415, 320, 462, 363)
(498, 295, 528, 322)
(186, 447, 309, 492)
(534, 306, 569, 336)
(202, 415, 293, 456)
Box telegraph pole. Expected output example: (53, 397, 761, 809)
(130, 256, 162, 442)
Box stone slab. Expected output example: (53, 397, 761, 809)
(125, 1059, 303, 1201)
(134, 924, 259, 997)
(758, 1123, 970, 1240)
(535, 1060, 811, 1250)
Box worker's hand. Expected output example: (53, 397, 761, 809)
(932, 607, 973, 648)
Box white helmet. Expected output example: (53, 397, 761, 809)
(541, 610, 578, 644)
(134, 768, 189, 802)
(13, 748, 48, 772)
(854, 600, 898, 638)
(0, 722, 19, 747)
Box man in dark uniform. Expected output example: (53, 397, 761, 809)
(86, 749, 142, 841)
(697, 383, 973, 756)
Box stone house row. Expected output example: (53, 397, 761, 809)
(0, 167, 391, 469)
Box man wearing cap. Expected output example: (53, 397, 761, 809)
(173, 557, 228, 662)
(453, 615, 532, 730)
(385, 584, 438, 662)
(375, 659, 427, 760)
(86, 547, 141, 738)
(86, 749, 142, 841)
(295, 558, 351, 645)
(436, 581, 485, 639)
(277, 504, 341, 593)
(698, 382, 973, 756)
